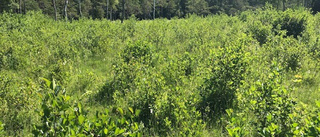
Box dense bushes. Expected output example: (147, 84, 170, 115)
(33, 78, 142, 136)
(1, 7, 320, 136)
(273, 10, 307, 39)
(199, 39, 248, 120)
(97, 41, 206, 135)
(243, 7, 308, 45)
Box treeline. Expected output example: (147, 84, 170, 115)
(1, 0, 320, 20)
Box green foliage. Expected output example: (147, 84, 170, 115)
(0, 72, 38, 136)
(2, 7, 320, 137)
(249, 72, 296, 136)
(0, 121, 4, 136)
(226, 68, 297, 136)
(247, 20, 272, 45)
(225, 109, 250, 137)
(97, 40, 206, 136)
(273, 9, 307, 38)
(304, 101, 320, 136)
(122, 41, 153, 64)
(33, 78, 142, 136)
(186, 0, 210, 15)
(1, 0, 317, 20)
(199, 39, 248, 119)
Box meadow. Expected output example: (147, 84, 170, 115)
(1, 5, 320, 136)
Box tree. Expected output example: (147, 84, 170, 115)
(23, 0, 26, 14)
(78, 0, 82, 17)
(121, 0, 125, 23)
(90, 0, 105, 19)
(80, 0, 92, 18)
(19, 0, 22, 13)
(106, 0, 109, 19)
(165, 0, 178, 18)
(52, 0, 57, 20)
(312, 0, 320, 13)
(139, 0, 152, 19)
(107, 0, 119, 20)
(125, 0, 141, 18)
(178, 0, 187, 17)
(186, 0, 210, 15)
(64, 0, 69, 21)
(23, 0, 39, 12)
(153, 0, 156, 19)
(0, 0, 10, 12)
(8, 0, 19, 13)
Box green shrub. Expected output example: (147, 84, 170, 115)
(199, 40, 248, 120)
(122, 41, 153, 64)
(247, 20, 272, 45)
(33, 78, 142, 137)
(303, 101, 320, 136)
(273, 10, 306, 38)
(0, 121, 4, 136)
(0, 47, 20, 70)
(250, 73, 296, 136)
(0, 72, 38, 136)
(226, 68, 298, 136)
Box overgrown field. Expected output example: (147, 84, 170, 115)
(1, 6, 320, 136)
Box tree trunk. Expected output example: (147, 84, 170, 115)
(304, 0, 307, 7)
(78, 0, 82, 17)
(121, 0, 125, 23)
(19, 0, 22, 13)
(282, 0, 286, 11)
(106, 0, 109, 19)
(153, 0, 156, 19)
(64, 0, 69, 21)
(111, 8, 113, 20)
(52, 0, 57, 21)
(161, 6, 163, 18)
(23, 0, 26, 14)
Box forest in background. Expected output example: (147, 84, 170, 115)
(1, 0, 320, 20)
